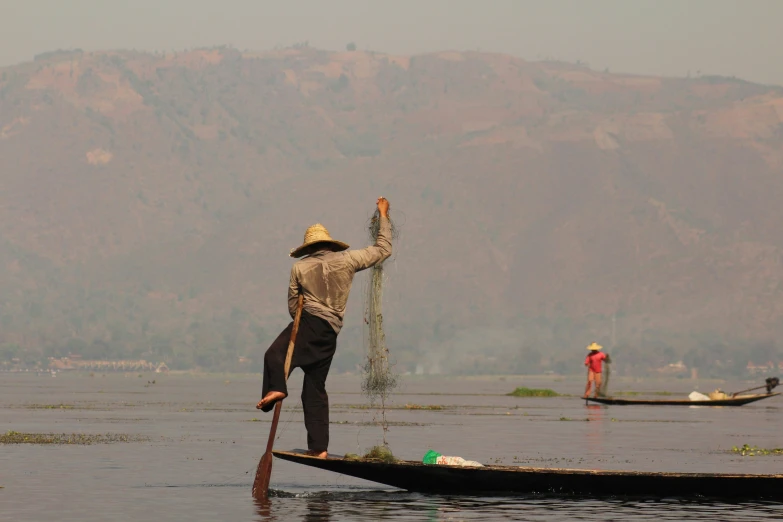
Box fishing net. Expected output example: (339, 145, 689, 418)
(361, 207, 400, 444)
(598, 360, 611, 397)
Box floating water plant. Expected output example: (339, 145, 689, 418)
(507, 387, 560, 397)
(404, 404, 443, 410)
(0, 431, 147, 445)
(731, 444, 783, 457)
(347, 403, 446, 410)
(22, 403, 77, 409)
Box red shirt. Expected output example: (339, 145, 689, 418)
(585, 351, 607, 373)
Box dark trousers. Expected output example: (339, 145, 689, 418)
(261, 312, 337, 452)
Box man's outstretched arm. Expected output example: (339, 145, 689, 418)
(348, 197, 392, 272)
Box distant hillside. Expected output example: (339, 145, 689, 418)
(2, 46, 783, 375)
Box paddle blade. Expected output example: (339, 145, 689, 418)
(252, 400, 283, 499)
(252, 451, 273, 500)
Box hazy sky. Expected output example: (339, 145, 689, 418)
(3, 0, 782, 85)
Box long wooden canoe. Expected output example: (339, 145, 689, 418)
(273, 449, 783, 500)
(585, 392, 779, 406)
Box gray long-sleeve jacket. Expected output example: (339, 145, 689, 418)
(288, 217, 392, 334)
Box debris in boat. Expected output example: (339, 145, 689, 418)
(362, 207, 400, 443)
(422, 449, 483, 467)
(614, 391, 674, 396)
(708, 389, 728, 400)
(689, 391, 710, 401)
(344, 445, 398, 464)
(365, 445, 397, 463)
(507, 387, 560, 397)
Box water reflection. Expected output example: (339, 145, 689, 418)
(253, 493, 783, 522)
(585, 403, 604, 419)
(303, 497, 331, 521)
(585, 403, 606, 454)
(253, 498, 275, 521)
(255, 496, 333, 522)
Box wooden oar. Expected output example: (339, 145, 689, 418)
(731, 377, 779, 397)
(252, 293, 303, 500)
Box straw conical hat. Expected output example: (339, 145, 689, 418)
(289, 223, 349, 258)
(586, 342, 603, 351)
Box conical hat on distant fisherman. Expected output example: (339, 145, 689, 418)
(289, 223, 350, 258)
(586, 342, 603, 351)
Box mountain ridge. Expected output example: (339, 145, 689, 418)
(1, 46, 782, 374)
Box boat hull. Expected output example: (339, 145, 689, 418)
(585, 393, 779, 406)
(273, 450, 783, 500)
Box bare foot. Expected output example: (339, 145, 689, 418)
(256, 391, 287, 410)
(306, 450, 328, 459)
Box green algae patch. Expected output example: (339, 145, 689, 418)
(1, 431, 148, 445)
(22, 403, 78, 410)
(332, 420, 427, 427)
(732, 444, 783, 457)
(346, 403, 447, 410)
(507, 387, 560, 397)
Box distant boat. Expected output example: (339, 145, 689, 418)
(585, 393, 779, 406)
(586, 377, 780, 406)
(272, 449, 783, 500)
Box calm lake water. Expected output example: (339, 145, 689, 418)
(1, 372, 782, 521)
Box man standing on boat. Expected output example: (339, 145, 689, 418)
(256, 197, 392, 458)
(583, 342, 610, 398)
